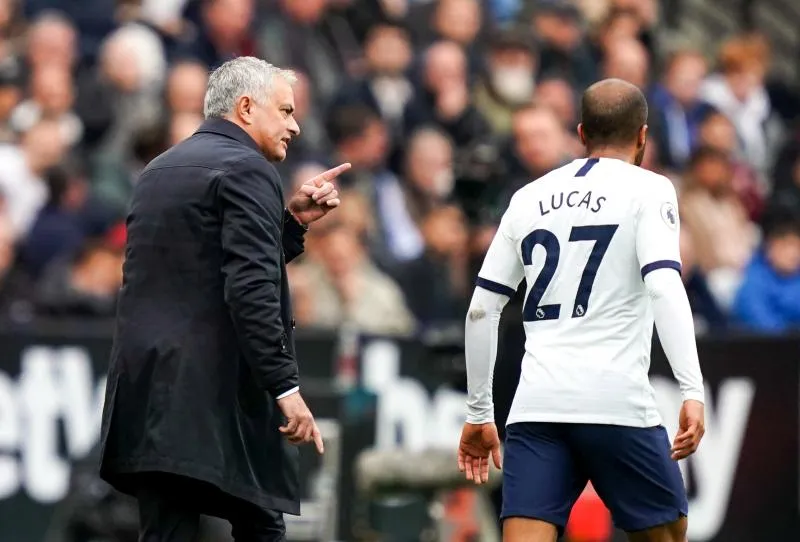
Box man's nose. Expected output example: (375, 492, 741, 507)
(289, 118, 300, 136)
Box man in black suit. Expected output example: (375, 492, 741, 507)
(98, 56, 350, 541)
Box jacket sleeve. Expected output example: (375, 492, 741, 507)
(219, 158, 299, 397)
(282, 209, 307, 264)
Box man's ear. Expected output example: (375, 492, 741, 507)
(577, 123, 586, 146)
(237, 96, 254, 125)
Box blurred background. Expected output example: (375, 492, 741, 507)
(0, 0, 799, 541)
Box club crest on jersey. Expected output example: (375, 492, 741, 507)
(660, 202, 677, 229)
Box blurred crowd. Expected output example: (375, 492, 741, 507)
(1, 0, 800, 337)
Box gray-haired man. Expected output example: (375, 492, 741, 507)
(99, 57, 350, 542)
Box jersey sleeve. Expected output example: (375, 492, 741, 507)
(635, 178, 682, 280)
(476, 210, 524, 297)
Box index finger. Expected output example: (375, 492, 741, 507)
(312, 425, 324, 454)
(316, 163, 351, 184)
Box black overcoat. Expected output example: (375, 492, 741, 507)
(99, 118, 307, 515)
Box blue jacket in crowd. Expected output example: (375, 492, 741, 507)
(732, 250, 800, 333)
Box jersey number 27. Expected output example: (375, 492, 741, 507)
(522, 225, 618, 322)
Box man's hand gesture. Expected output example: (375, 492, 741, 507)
(458, 422, 502, 485)
(671, 399, 705, 460)
(287, 163, 351, 225)
(277, 392, 324, 454)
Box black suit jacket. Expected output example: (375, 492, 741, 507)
(99, 118, 307, 515)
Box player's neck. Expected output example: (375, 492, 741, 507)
(586, 148, 635, 165)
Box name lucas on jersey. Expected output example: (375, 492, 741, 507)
(539, 190, 606, 216)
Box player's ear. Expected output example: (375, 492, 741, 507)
(577, 123, 586, 146)
(638, 124, 648, 148)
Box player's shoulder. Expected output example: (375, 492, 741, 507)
(610, 161, 677, 200)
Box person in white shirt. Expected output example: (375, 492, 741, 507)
(458, 78, 705, 542)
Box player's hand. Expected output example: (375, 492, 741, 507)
(671, 399, 705, 460)
(277, 392, 324, 454)
(287, 163, 351, 225)
(457, 422, 502, 485)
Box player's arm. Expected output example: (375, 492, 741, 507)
(636, 181, 704, 404)
(636, 179, 705, 459)
(459, 217, 523, 484)
(465, 219, 524, 424)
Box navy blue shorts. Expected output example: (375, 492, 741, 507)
(501, 422, 688, 534)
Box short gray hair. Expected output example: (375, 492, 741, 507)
(203, 57, 297, 119)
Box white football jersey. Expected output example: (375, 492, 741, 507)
(478, 157, 682, 427)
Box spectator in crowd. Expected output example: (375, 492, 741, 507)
(77, 23, 165, 159)
(165, 60, 208, 115)
(530, 1, 598, 91)
(403, 40, 491, 151)
(680, 146, 759, 307)
(491, 103, 574, 215)
(649, 49, 714, 171)
(473, 27, 538, 136)
(594, 7, 641, 54)
(177, 0, 257, 70)
(91, 119, 170, 216)
(535, 76, 576, 131)
(404, 127, 453, 208)
(24, 11, 79, 72)
(510, 103, 573, 177)
(679, 225, 728, 334)
(602, 37, 649, 89)
(696, 110, 765, 220)
(258, 0, 349, 102)
(333, 21, 415, 139)
(325, 105, 405, 261)
(10, 63, 83, 145)
(732, 213, 800, 333)
(34, 230, 125, 318)
(127, 0, 192, 39)
(17, 157, 113, 279)
(327, 104, 393, 190)
(592, 1, 659, 59)
(0, 119, 66, 241)
(24, 0, 116, 67)
(293, 220, 416, 336)
(535, 76, 583, 155)
(700, 33, 778, 176)
(429, 0, 483, 77)
(395, 204, 471, 331)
